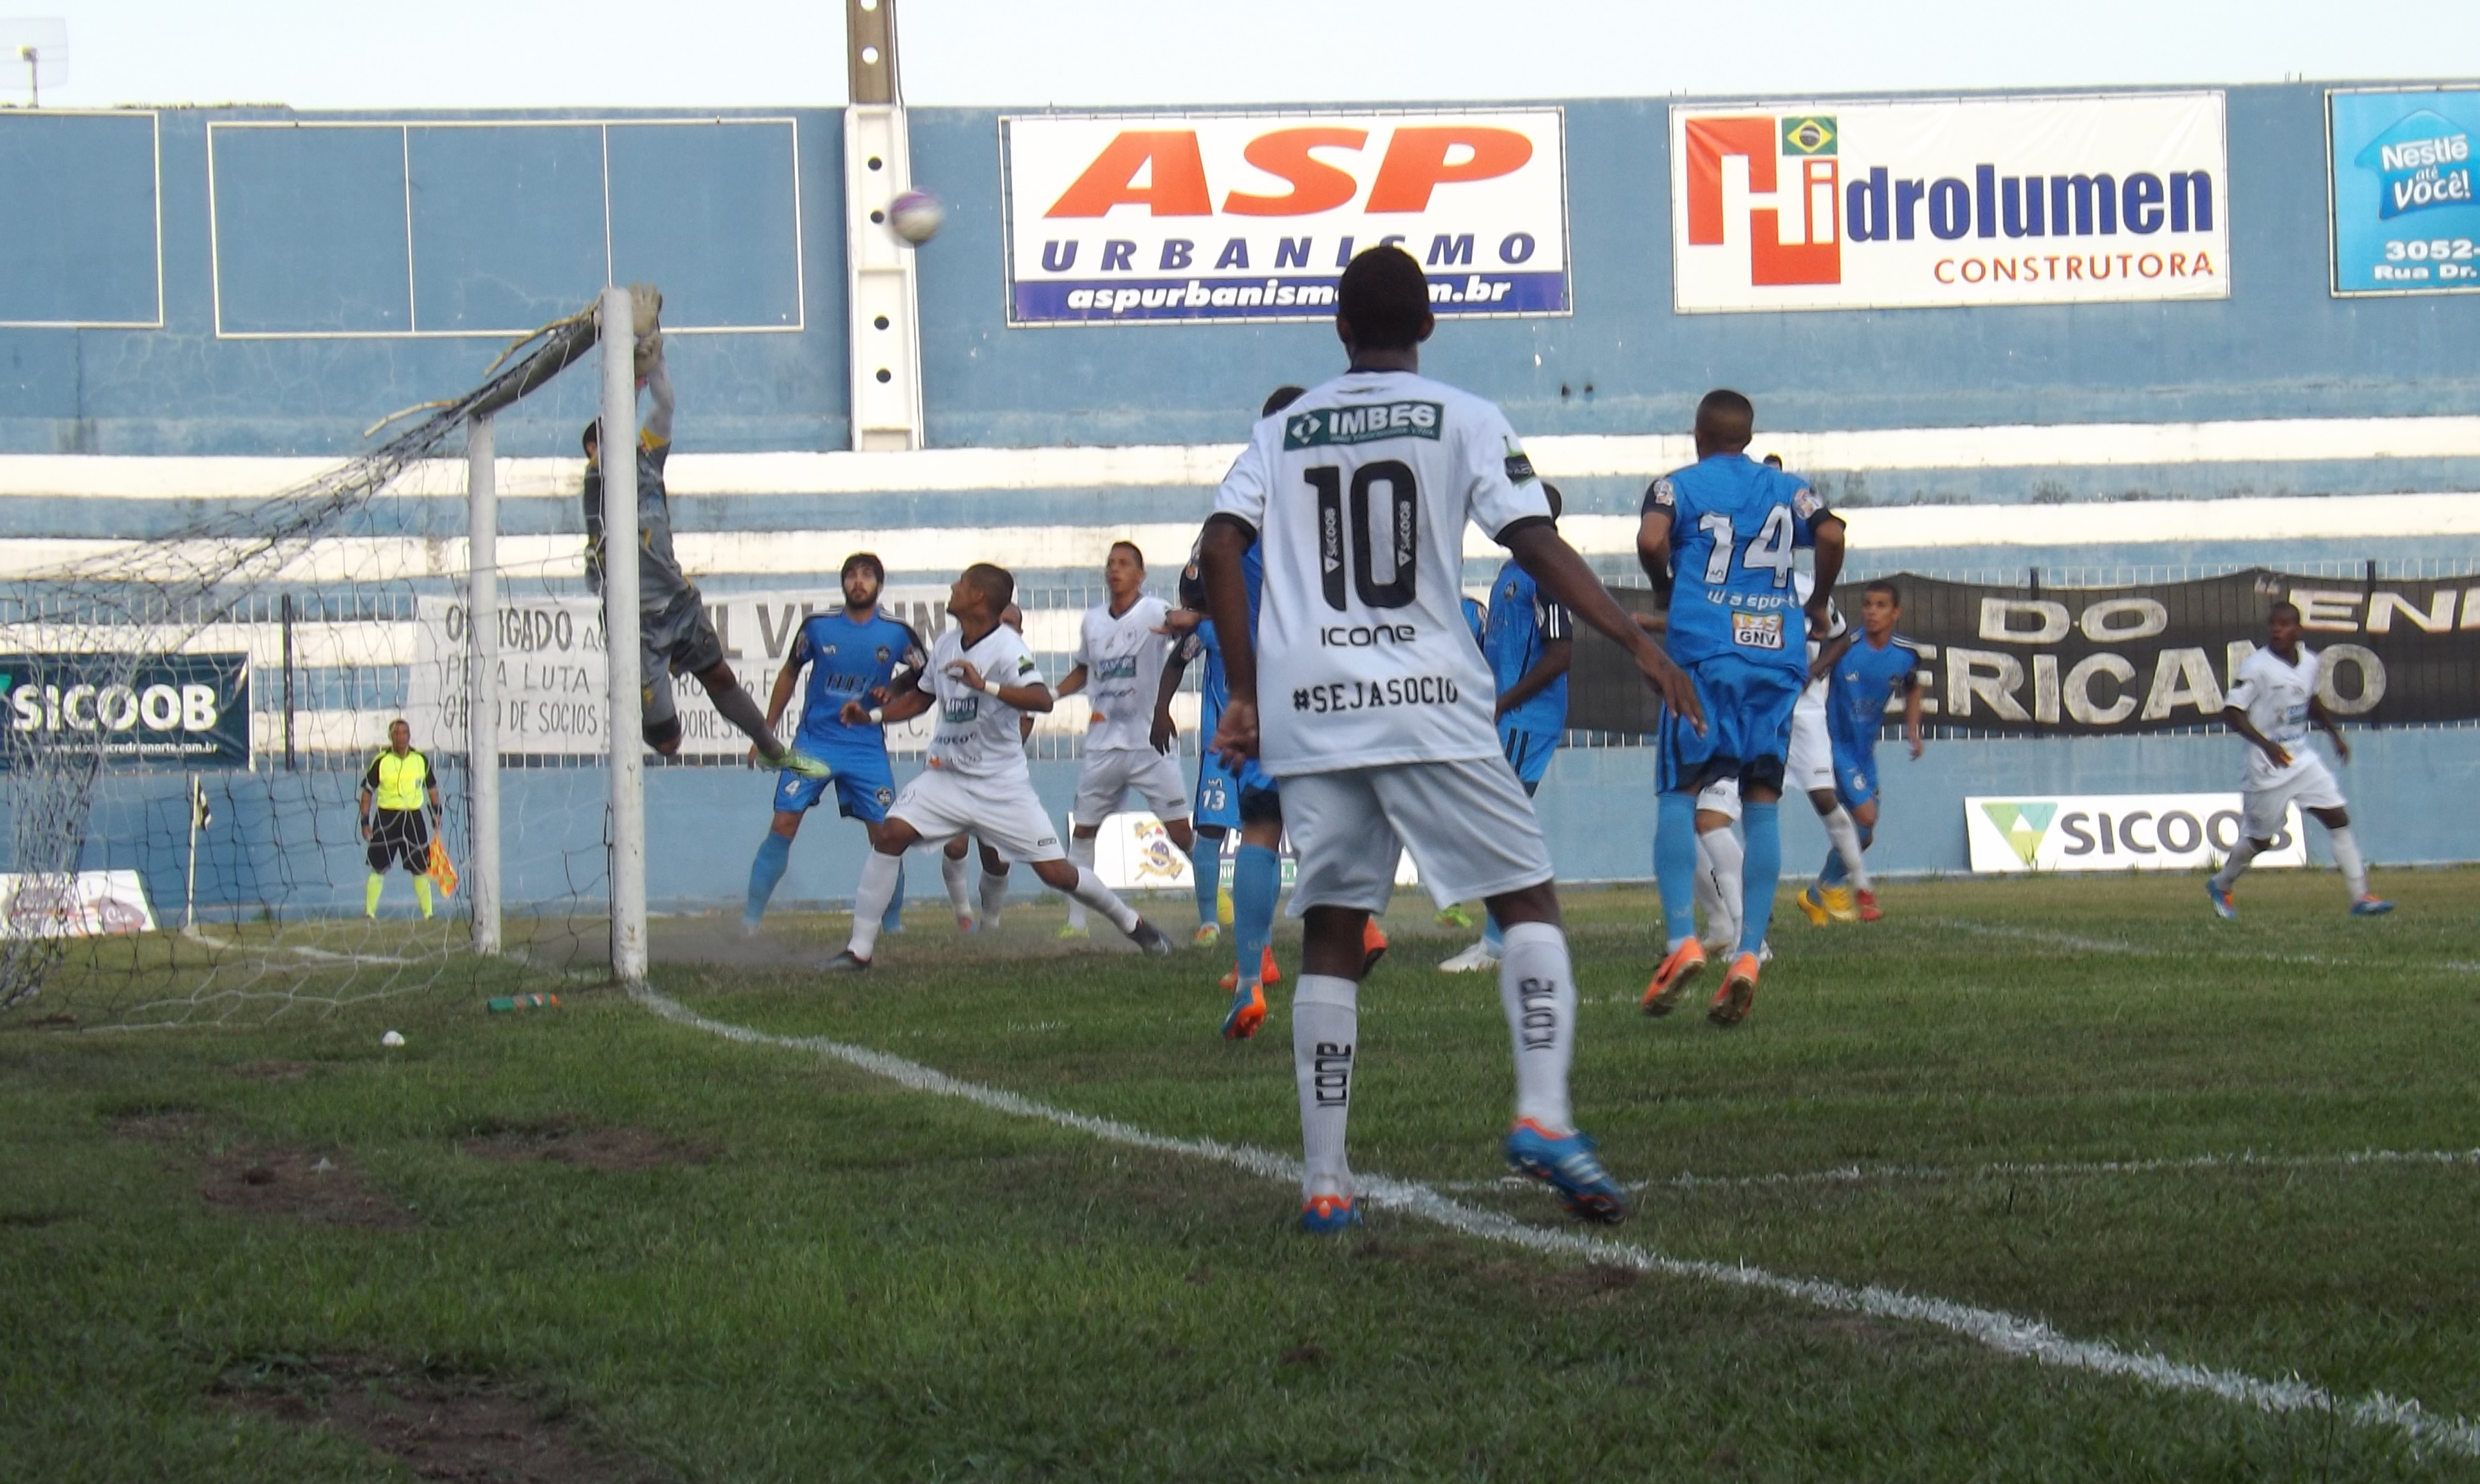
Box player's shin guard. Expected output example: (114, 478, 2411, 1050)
(1233, 843, 1280, 984)
(1292, 974, 1358, 1201)
(1822, 805, 1870, 891)
(746, 832, 792, 926)
(1699, 827, 1745, 949)
(1498, 922, 1576, 1133)
(1192, 838, 1221, 927)
(940, 849, 972, 919)
(1065, 867, 1139, 935)
(1065, 834, 1097, 929)
(1656, 791, 1701, 950)
(847, 851, 904, 960)
(2328, 826, 2369, 899)
(1738, 801, 1784, 958)
(705, 681, 785, 760)
(979, 868, 1010, 928)
(2212, 836, 2262, 894)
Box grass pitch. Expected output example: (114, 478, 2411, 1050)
(6, 870, 2479, 1480)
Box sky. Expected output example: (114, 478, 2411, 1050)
(7, 1, 2479, 112)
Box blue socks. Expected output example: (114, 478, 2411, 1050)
(1194, 835, 1222, 927)
(1739, 800, 1782, 957)
(1233, 843, 1280, 983)
(884, 863, 906, 932)
(1655, 790, 1700, 949)
(745, 832, 792, 926)
(1820, 824, 1872, 886)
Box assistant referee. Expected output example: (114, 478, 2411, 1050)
(360, 717, 444, 919)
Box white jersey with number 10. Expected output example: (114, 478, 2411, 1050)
(1213, 367, 1552, 777)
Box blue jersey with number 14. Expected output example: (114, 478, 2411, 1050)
(1643, 453, 1827, 678)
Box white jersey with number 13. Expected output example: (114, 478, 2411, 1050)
(1213, 367, 1551, 777)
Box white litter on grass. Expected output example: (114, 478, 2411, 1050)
(635, 984, 2480, 1462)
(1433, 1146, 2480, 1194)
(380, 1030, 404, 1048)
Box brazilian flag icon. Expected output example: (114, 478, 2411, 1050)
(1781, 116, 1837, 156)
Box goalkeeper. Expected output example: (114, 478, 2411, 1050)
(360, 717, 443, 919)
(584, 284, 829, 776)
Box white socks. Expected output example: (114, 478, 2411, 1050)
(1498, 921, 1576, 1133)
(979, 867, 1010, 928)
(1065, 865, 1139, 935)
(847, 851, 904, 960)
(1695, 828, 1744, 951)
(1292, 973, 1358, 1201)
(2329, 826, 2368, 899)
(2211, 836, 2262, 894)
(1822, 805, 1872, 892)
(941, 850, 973, 921)
(1066, 834, 1097, 928)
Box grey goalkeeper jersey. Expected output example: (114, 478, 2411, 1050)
(583, 435, 694, 611)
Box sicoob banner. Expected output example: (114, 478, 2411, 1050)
(1569, 570, 2480, 738)
(1002, 109, 1570, 326)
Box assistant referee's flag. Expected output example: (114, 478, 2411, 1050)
(425, 838, 459, 899)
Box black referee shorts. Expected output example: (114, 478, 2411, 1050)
(367, 808, 431, 875)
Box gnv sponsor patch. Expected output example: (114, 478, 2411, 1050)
(1733, 612, 1786, 650)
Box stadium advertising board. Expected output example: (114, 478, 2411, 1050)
(1669, 93, 2229, 312)
(2327, 86, 2480, 297)
(1001, 109, 1569, 325)
(1965, 793, 2304, 874)
(0, 870, 158, 939)
(0, 653, 250, 770)
(411, 593, 954, 759)
(1568, 570, 2480, 737)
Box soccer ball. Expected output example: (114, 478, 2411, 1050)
(888, 189, 944, 245)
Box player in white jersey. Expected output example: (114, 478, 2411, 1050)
(819, 563, 1175, 970)
(1056, 541, 1203, 938)
(1201, 245, 1701, 1232)
(2206, 601, 2392, 918)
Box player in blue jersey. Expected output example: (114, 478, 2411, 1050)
(1797, 579, 1923, 924)
(1442, 485, 1574, 973)
(1637, 390, 1845, 1029)
(742, 552, 929, 937)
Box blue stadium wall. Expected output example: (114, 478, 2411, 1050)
(3, 84, 2477, 904)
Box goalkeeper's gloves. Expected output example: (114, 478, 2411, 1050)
(633, 330, 664, 384)
(629, 281, 663, 338)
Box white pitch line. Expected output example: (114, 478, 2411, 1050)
(1923, 918, 2480, 974)
(634, 984, 2480, 1462)
(1437, 1146, 2480, 1194)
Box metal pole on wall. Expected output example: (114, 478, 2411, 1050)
(279, 593, 296, 771)
(466, 413, 502, 957)
(599, 286, 648, 985)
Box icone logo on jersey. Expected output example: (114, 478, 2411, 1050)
(1670, 93, 2232, 313)
(1003, 110, 1571, 326)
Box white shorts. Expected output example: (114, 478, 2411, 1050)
(888, 765, 1065, 863)
(1280, 755, 1554, 915)
(2244, 755, 2346, 840)
(1696, 776, 1741, 822)
(1072, 746, 1191, 826)
(1786, 697, 1834, 796)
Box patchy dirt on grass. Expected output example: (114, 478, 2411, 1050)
(219, 1355, 671, 1483)
(200, 1144, 418, 1228)
(107, 1107, 209, 1143)
(458, 1115, 714, 1172)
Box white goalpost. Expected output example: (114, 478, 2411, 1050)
(598, 283, 650, 986)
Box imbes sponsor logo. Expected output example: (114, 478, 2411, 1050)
(1003, 110, 1571, 325)
(1964, 793, 2304, 874)
(1283, 401, 1443, 450)
(1670, 93, 2230, 312)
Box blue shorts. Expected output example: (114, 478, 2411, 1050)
(776, 749, 896, 823)
(1500, 728, 1558, 787)
(1832, 744, 1881, 811)
(1655, 654, 1803, 796)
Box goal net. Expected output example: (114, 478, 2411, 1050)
(0, 301, 616, 1027)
